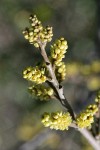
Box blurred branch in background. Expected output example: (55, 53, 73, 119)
(19, 129, 59, 150)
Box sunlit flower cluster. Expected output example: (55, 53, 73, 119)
(50, 38, 68, 82)
(28, 85, 54, 100)
(23, 15, 53, 47)
(23, 66, 46, 84)
(76, 104, 98, 128)
(41, 111, 72, 130)
(51, 38, 68, 66)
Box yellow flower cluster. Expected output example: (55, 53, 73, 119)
(41, 111, 72, 130)
(76, 104, 98, 128)
(56, 62, 66, 82)
(28, 85, 54, 100)
(50, 38, 68, 82)
(51, 38, 68, 66)
(23, 66, 46, 84)
(23, 15, 53, 47)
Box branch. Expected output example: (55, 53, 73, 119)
(70, 123, 100, 150)
(23, 15, 100, 150)
(79, 128, 100, 150)
(38, 41, 75, 120)
(19, 129, 53, 150)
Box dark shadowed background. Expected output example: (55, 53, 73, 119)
(0, 0, 100, 150)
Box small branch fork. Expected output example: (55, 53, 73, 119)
(37, 40, 100, 150)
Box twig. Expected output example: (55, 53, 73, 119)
(70, 123, 100, 150)
(79, 128, 100, 150)
(19, 129, 53, 150)
(38, 40, 75, 120)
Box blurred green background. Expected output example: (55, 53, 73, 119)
(0, 0, 100, 150)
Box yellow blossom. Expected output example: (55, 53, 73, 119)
(23, 15, 53, 47)
(28, 85, 54, 100)
(50, 38, 68, 66)
(76, 104, 98, 128)
(41, 111, 72, 130)
(23, 66, 46, 84)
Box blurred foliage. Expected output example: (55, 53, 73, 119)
(0, 0, 99, 150)
(65, 60, 100, 91)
